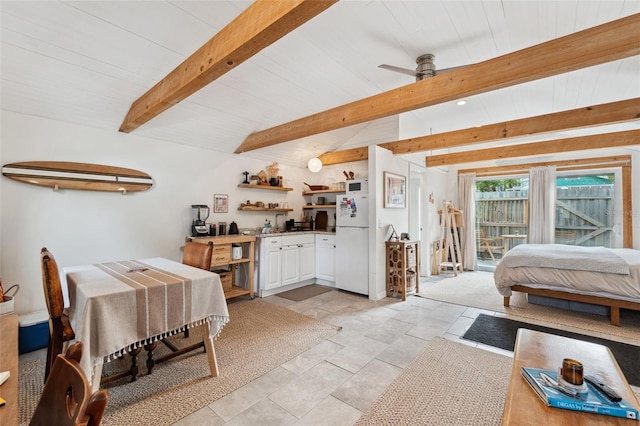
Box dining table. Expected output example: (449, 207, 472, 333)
(65, 257, 229, 392)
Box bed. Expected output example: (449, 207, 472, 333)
(494, 244, 640, 326)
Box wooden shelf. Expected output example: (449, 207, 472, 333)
(302, 189, 345, 195)
(238, 207, 293, 212)
(302, 205, 336, 210)
(238, 184, 292, 191)
(187, 235, 255, 300)
(224, 285, 252, 300)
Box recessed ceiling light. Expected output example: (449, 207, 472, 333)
(456, 100, 467, 106)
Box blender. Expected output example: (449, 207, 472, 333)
(191, 204, 210, 237)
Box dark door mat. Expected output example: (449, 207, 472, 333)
(275, 285, 332, 302)
(463, 314, 640, 386)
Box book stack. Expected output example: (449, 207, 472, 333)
(521, 367, 639, 420)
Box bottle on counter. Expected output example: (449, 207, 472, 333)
(209, 223, 217, 236)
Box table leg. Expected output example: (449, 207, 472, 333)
(203, 322, 219, 377)
(144, 342, 158, 374)
(129, 346, 142, 381)
(91, 363, 104, 393)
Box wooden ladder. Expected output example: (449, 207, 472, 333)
(438, 201, 463, 276)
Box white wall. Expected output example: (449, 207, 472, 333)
(1, 111, 357, 314)
(369, 145, 410, 300)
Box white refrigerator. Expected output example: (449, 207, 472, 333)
(335, 180, 369, 295)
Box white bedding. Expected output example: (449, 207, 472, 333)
(494, 244, 640, 300)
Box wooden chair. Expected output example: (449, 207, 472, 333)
(181, 241, 213, 338)
(476, 230, 506, 264)
(182, 241, 213, 270)
(30, 341, 108, 426)
(41, 247, 76, 384)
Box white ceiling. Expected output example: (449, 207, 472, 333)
(2, 1, 639, 168)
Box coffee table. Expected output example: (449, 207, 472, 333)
(502, 328, 640, 425)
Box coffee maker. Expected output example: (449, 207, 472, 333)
(191, 204, 210, 237)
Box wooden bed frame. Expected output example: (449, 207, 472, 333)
(503, 284, 640, 326)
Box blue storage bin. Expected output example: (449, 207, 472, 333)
(19, 310, 49, 354)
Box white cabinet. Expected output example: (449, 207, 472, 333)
(259, 237, 282, 291)
(282, 243, 300, 286)
(257, 234, 315, 296)
(300, 242, 316, 281)
(282, 234, 315, 285)
(315, 234, 336, 283)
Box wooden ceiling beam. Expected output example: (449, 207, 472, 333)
(119, 0, 337, 133)
(426, 130, 640, 167)
(318, 146, 369, 166)
(319, 97, 640, 165)
(459, 155, 632, 177)
(235, 13, 640, 153)
(381, 98, 640, 155)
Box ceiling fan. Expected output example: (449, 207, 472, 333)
(378, 54, 465, 82)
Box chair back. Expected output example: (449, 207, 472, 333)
(182, 241, 213, 270)
(41, 247, 65, 320)
(29, 341, 109, 426)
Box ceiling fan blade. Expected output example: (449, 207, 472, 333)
(378, 64, 418, 77)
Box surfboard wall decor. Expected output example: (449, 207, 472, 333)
(2, 161, 153, 194)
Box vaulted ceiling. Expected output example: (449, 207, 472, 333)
(1, 1, 639, 169)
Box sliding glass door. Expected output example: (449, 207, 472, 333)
(475, 177, 528, 271)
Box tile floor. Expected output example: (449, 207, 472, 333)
(20, 274, 639, 425)
(172, 276, 515, 426)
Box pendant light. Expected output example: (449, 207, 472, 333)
(307, 157, 322, 173)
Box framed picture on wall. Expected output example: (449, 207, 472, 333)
(384, 171, 406, 208)
(213, 194, 228, 213)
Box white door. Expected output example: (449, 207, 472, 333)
(337, 194, 369, 227)
(299, 242, 316, 281)
(335, 227, 368, 295)
(264, 248, 282, 290)
(316, 238, 336, 282)
(282, 244, 300, 286)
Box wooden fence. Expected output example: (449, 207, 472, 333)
(475, 186, 613, 249)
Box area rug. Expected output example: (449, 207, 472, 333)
(355, 337, 512, 425)
(463, 314, 640, 386)
(417, 272, 640, 342)
(275, 284, 332, 302)
(18, 298, 340, 426)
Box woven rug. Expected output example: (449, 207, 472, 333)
(18, 298, 340, 425)
(417, 272, 640, 342)
(356, 337, 512, 425)
(276, 284, 332, 302)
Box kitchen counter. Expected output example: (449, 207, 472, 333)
(190, 230, 334, 239)
(255, 230, 335, 238)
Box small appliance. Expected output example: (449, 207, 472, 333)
(228, 221, 239, 234)
(191, 204, 210, 237)
(232, 245, 243, 260)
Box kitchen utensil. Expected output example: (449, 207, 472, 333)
(218, 222, 227, 235)
(304, 182, 329, 190)
(191, 204, 210, 237)
(228, 221, 239, 234)
(315, 211, 328, 231)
